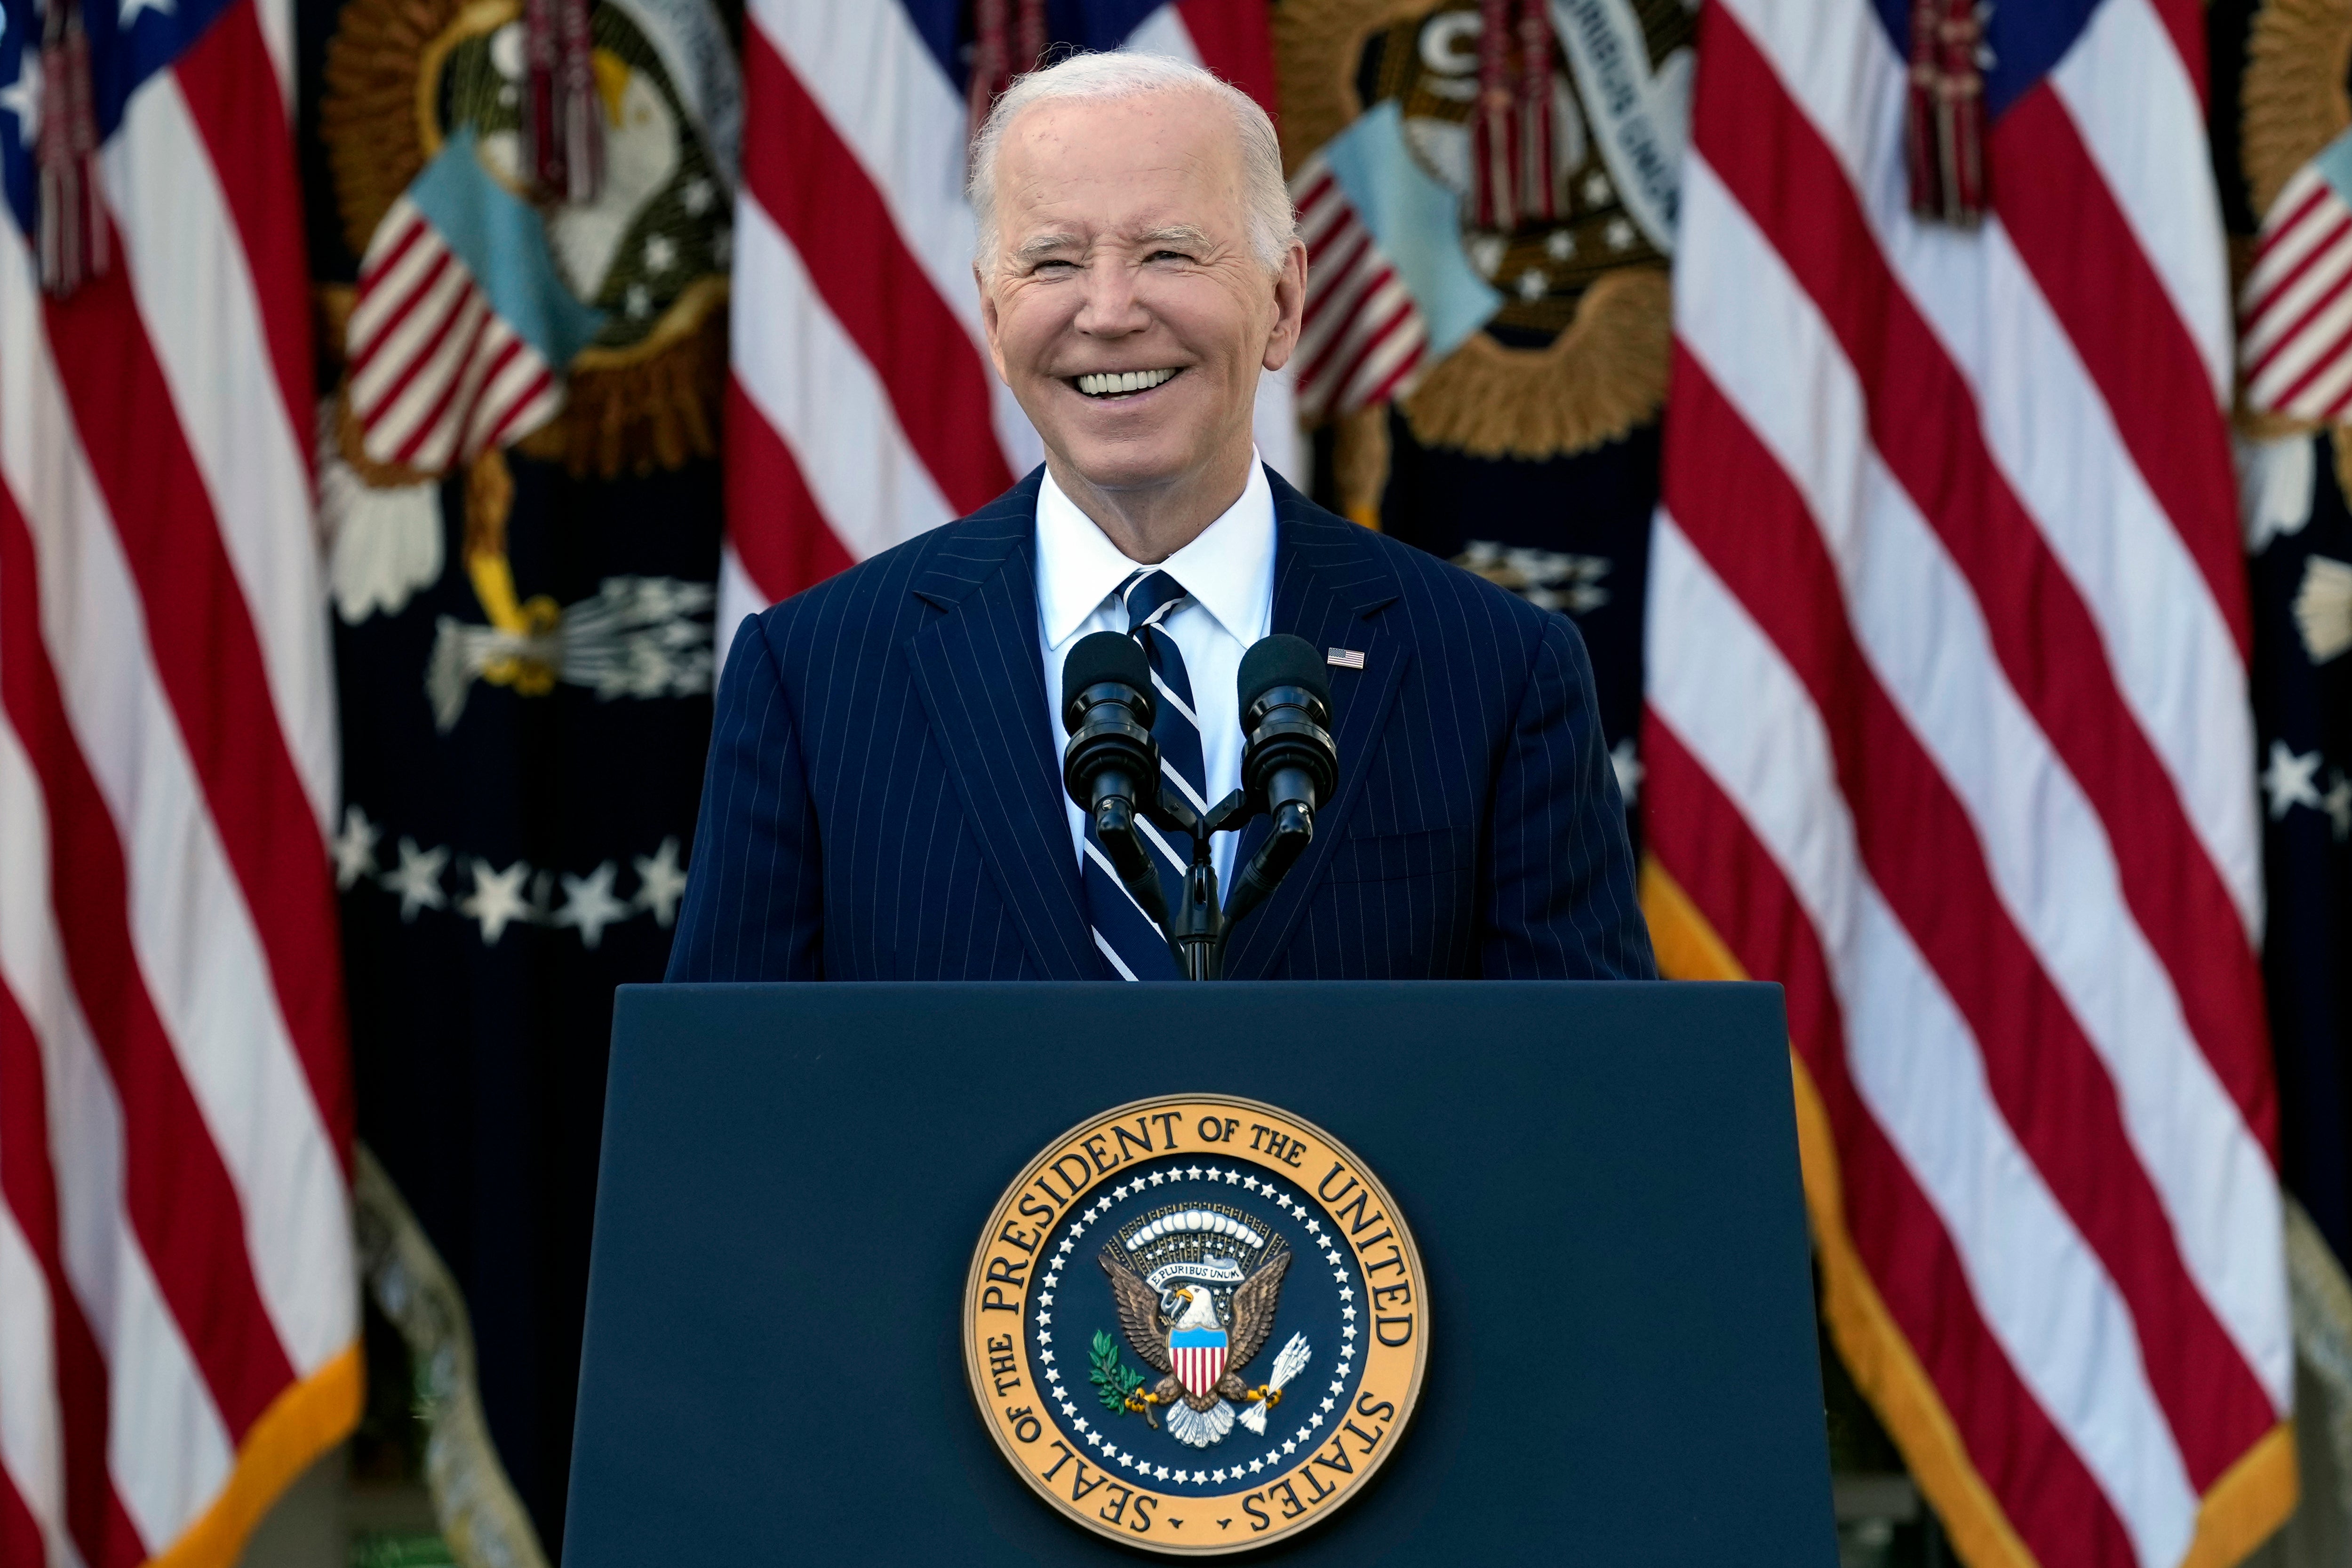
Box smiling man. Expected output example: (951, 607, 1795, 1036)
(667, 52, 1655, 983)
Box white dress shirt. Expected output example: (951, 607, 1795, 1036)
(1037, 457, 1277, 894)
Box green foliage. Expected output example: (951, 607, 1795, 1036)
(1090, 1329, 1147, 1415)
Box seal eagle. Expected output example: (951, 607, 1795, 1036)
(1100, 1237, 1292, 1447)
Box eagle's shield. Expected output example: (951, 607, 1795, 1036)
(1170, 1326, 1228, 1398)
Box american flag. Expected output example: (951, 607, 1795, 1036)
(0, 0, 358, 1561)
(717, 0, 1295, 658)
(2240, 131, 2352, 424)
(1642, 2, 2292, 1567)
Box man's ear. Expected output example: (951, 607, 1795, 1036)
(976, 264, 1012, 384)
(1261, 240, 1308, 374)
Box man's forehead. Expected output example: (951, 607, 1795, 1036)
(996, 98, 1245, 246)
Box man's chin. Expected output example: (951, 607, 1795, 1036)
(1044, 433, 1203, 498)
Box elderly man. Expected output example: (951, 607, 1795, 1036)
(667, 52, 1653, 982)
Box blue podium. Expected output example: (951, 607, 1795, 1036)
(564, 981, 1834, 1564)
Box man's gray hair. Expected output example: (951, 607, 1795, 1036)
(967, 51, 1297, 277)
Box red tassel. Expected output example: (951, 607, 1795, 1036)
(1470, 0, 1557, 232)
(35, 0, 108, 296)
(525, 0, 600, 203)
(1472, 0, 1514, 231)
(1906, 0, 1986, 226)
(1514, 0, 1557, 225)
(965, 0, 1048, 161)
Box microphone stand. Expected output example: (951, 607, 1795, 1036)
(1105, 786, 1316, 982)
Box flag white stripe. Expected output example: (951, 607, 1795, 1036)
(350, 259, 475, 423)
(104, 1237, 233, 1548)
(103, 74, 337, 830)
(1676, 157, 2291, 1404)
(1334, 317, 1427, 412)
(731, 195, 957, 560)
(1718, 0, 2262, 934)
(713, 541, 763, 674)
(1646, 516, 2200, 1568)
(368, 290, 493, 462)
(747, 0, 1044, 479)
(2240, 239, 2352, 365)
(2047, 0, 2230, 397)
(0, 708, 235, 1552)
(2248, 284, 2352, 406)
(0, 238, 354, 1377)
(2243, 169, 2335, 297)
(0, 1203, 66, 1562)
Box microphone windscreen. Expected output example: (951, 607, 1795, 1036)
(1238, 634, 1331, 713)
(1062, 629, 1152, 711)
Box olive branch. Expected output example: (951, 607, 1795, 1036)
(1090, 1330, 1147, 1416)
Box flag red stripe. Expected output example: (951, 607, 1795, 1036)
(1642, 720, 2141, 1567)
(1695, 9, 2277, 1154)
(1663, 349, 2278, 1483)
(391, 297, 496, 466)
(0, 980, 135, 1568)
(2140, 0, 2205, 104)
(725, 377, 855, 602)
(2241, 203, 2346, 327)
(1175, 0, 1279, 118)
(1995, 88, 2248, 655)
(0, 1468, 43, 1568)
(1349, 338, 1426, 412)
(2263, 309, 2352, 410)
(2242, 241, 2352, 380)
(1318, 294, 1418, 413)
(39, 270, 356, 1162)
(742, 26, 1013, 515)
(169, 0, 313, 470)
(358, 283, 479, 431)
(1303, 231, 1375, 329)
(478, 359, 555, 451)
(356, 211, 425, 288)
(1297, 276, 1406, 395)
(0, 482, 298, 1441)
(348, 250, 456, 377)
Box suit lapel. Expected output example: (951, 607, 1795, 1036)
(904, 472, 1106, 980)
(1222, 475, 1410, 979)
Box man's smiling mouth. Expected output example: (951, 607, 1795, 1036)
(1073, 367, 1181, 398)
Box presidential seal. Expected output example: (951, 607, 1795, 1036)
(964, 1096, 1428, 1553)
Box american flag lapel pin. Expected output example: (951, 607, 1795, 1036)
(1327, 647, 1366, 670)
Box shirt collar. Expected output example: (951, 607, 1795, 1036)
(1036, 456, 1276, 650)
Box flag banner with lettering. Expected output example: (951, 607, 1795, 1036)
(716, 0, 1297, 661)
(1641, 1, 2294, 1567)
(0, 0, 362, 1558)
(304, 0, 735, 1547)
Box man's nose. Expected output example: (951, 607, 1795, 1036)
(1072, 257, 1150, 335)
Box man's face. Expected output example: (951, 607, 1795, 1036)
(978, 92, 1305, 498)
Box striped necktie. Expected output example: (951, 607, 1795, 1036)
(1080, 569, 1208, 980)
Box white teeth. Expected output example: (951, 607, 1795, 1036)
(1076, 368, 1179, 397)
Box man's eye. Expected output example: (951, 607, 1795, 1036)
(1147, 250, 1191, 263)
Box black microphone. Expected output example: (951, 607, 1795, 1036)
(1060, 630, 1164, 910)
(1229, 635, 1338, 922)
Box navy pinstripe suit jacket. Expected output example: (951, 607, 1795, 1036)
(666, 467, 1657, 982)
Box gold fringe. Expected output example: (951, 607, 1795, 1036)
(319, 0, 466, 258)
(148, 1347, 363, 1568)
(1331, 402, 1389, 529)
(2242, 0, 2352, 221)
(1640, 855, 2299, 1568)
(1272, 0, 1429, 176)
(1400, 268, 1671, 460)
(515, 277, 730, 478)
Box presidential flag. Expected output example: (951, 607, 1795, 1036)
(717, 0, 1297, 660)
(1642, 3, 2293, 1568)
(0, 0, 359, 1559)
